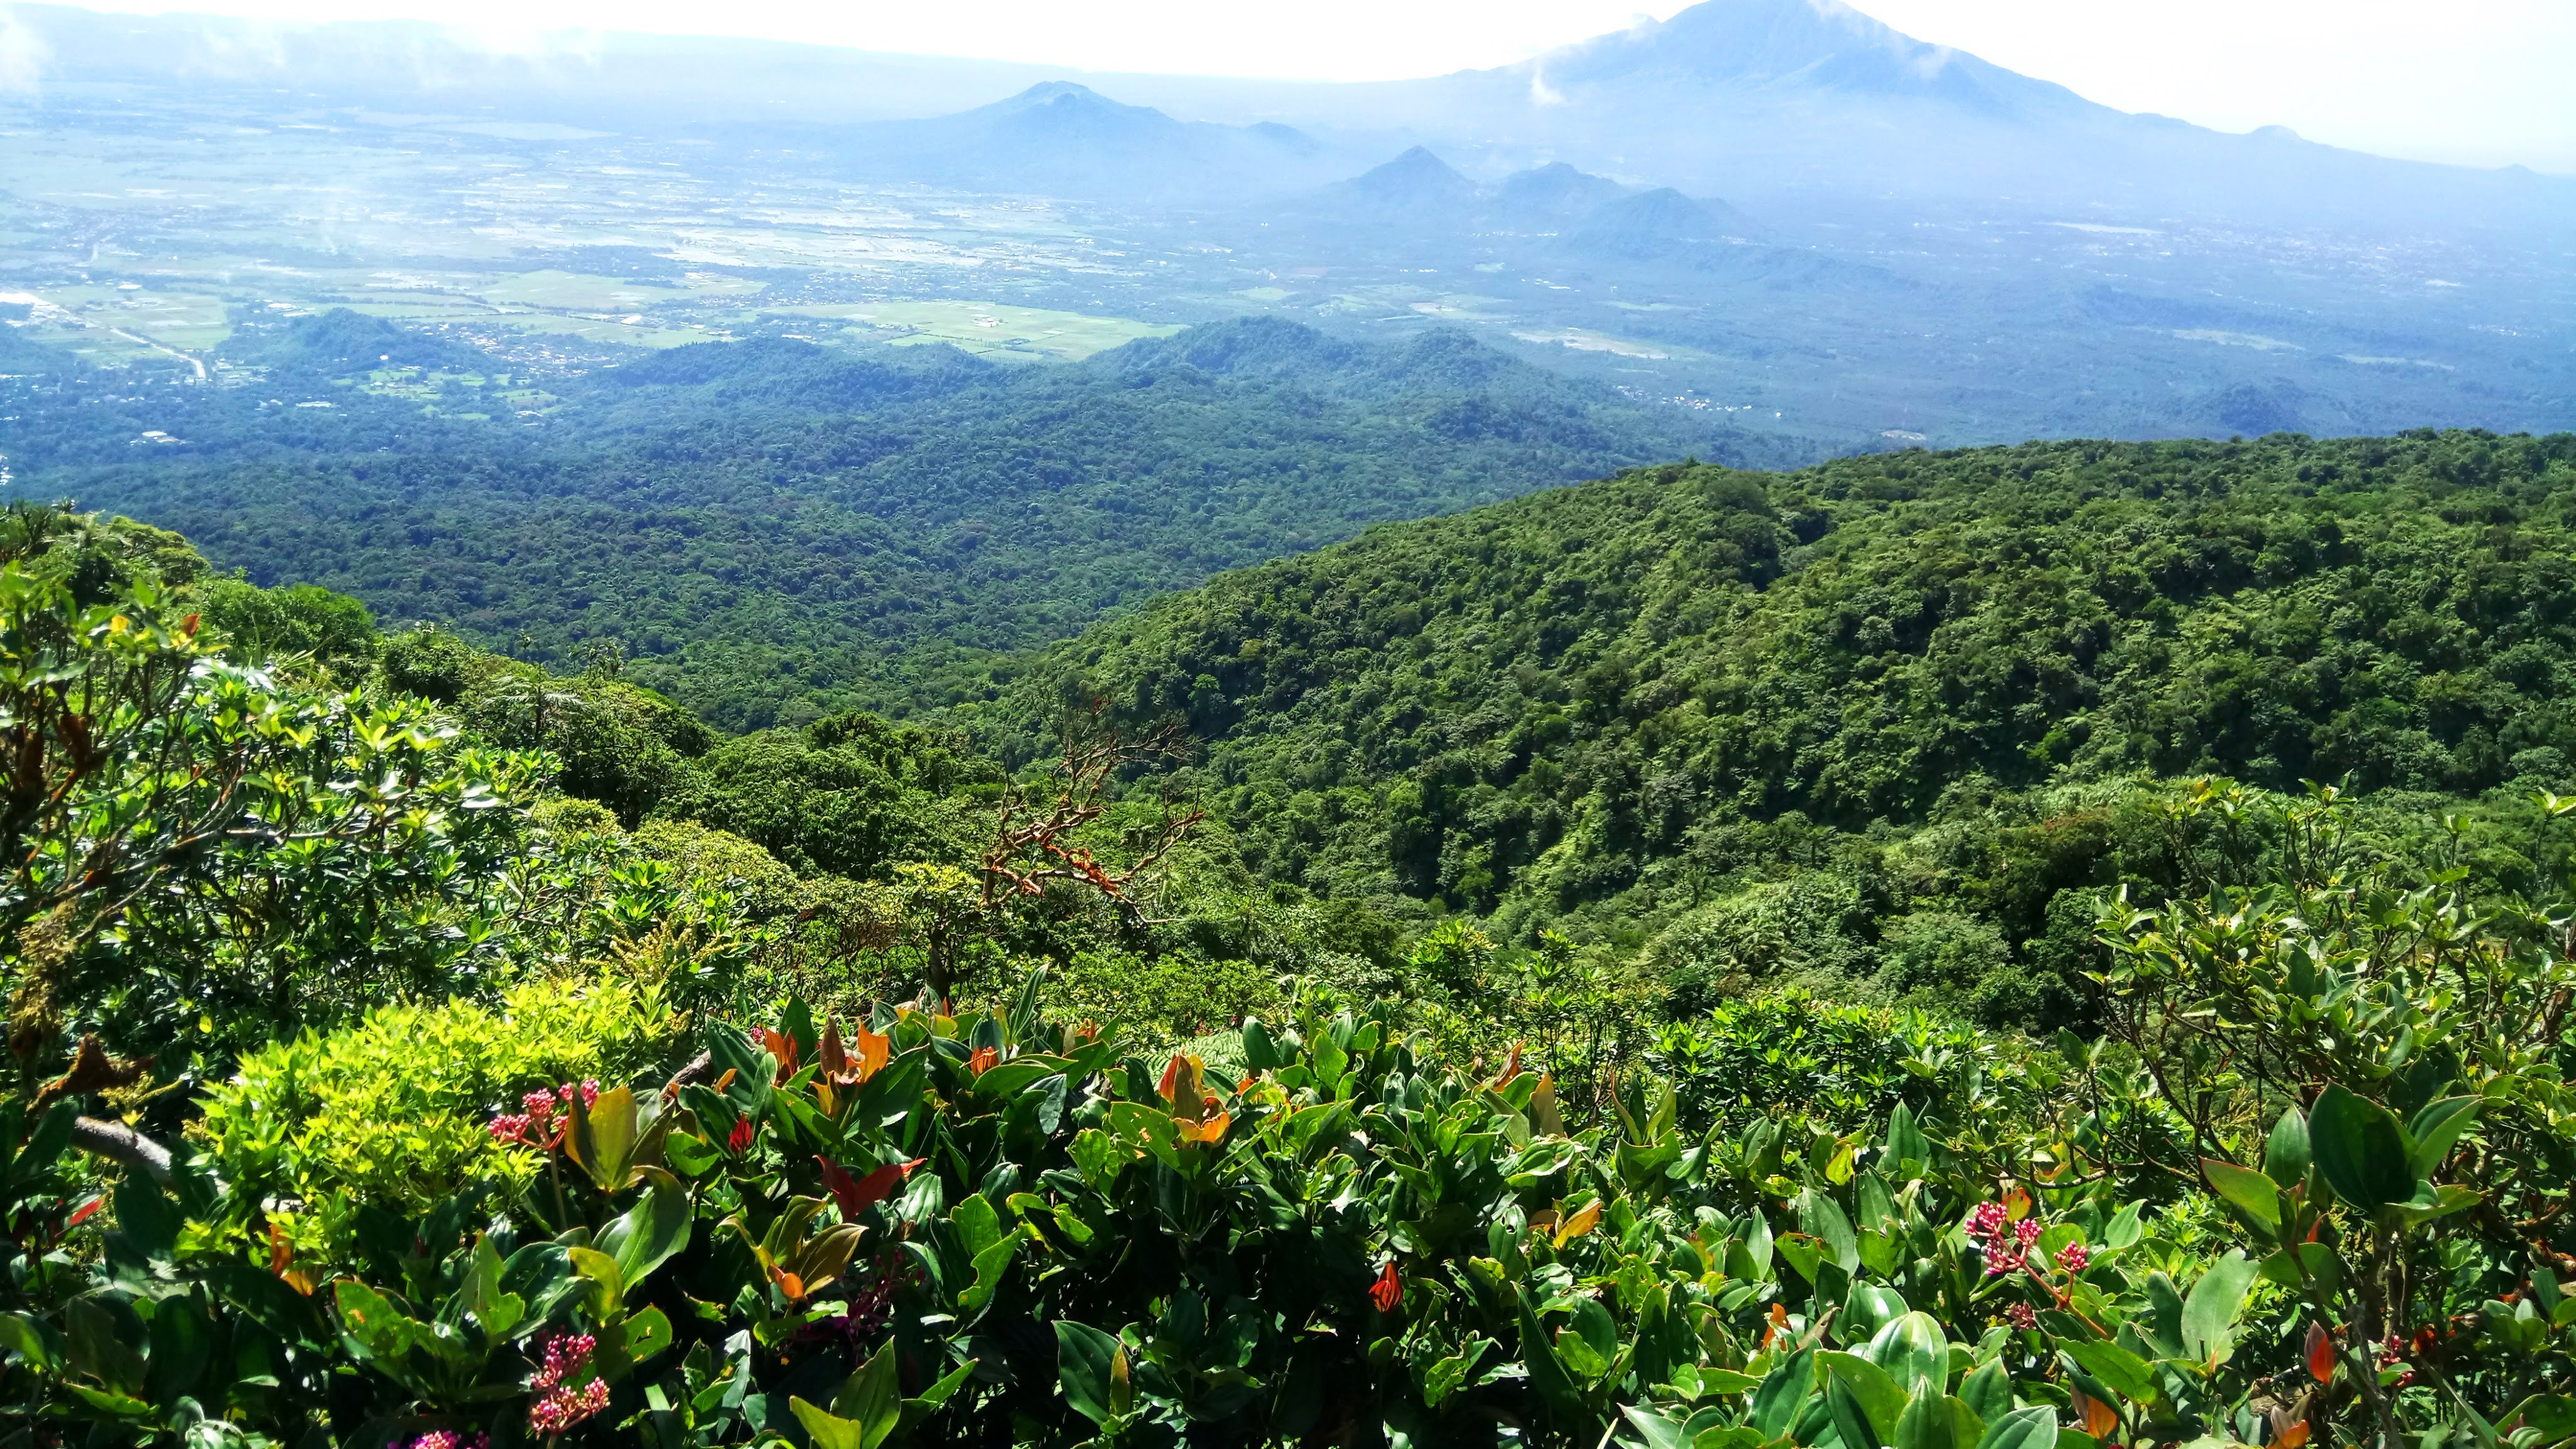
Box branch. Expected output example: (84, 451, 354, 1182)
(69, 1116, 171, 1185)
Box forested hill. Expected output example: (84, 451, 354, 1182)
(1040, 428, 2576, 929)
(1, 313, 1775, 729)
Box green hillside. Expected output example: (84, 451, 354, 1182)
(3, 314, 1784, 729)
(3, 455, 2575, 1446)
(1035, 429, 2576, 1013)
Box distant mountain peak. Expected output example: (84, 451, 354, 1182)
(1494, 162, 1629, 220)
(1336, 146, 1479, 210)
(1513, 0, 2089, 119)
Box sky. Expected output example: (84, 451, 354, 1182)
(8, 0, 2571, 172)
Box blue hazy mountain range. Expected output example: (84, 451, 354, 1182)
(10, 0, 2571, 228)
(3, 0, 2570, 450)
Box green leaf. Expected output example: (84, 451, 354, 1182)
(0, 1311, 58, 1369)
(1828, 1374, 1883, 1449)
(2309, 1085, 2415, 1209)
(826, 1341, 903, 1449)
(1821, 1351, 1909, 1442)
(1868, 1312, 1949, 1399)
(601, 1175, 692, 1288)
(1624, 1404, 1694, 1449)
(2263, 1106, 2311, 1189)
(1749, 1346, 1816, 1438)
(1774, 1235, 1824, 1287)
(950, 1193, 1004, 1258)
(1959, 1359, 2012, 1423)
(792, 1397, 872, 1449)
(2509, 1394, 2576, 1443)
(2100, 1201, 2144, 1252)
(1241, 1018, 1282, 1073)
(1896, 1385, 1957, 1449)
(2409, 1096, 2480, 1179)
(2182, 1252, 2259, 1366)
(1055, 1321, 1124, 1426)
(1975, 1406, 2060, 1449)
(2199, 1159, 2282, 1231)
(1802, 1191, 1863, 1275)
(960, 1227, 1024, 1314)
(2058, 1340, 2154, 1404)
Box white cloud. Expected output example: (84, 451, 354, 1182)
(0, 5, 52, 93)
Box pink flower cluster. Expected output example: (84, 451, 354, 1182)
(1969, 1202, 2041, 1277)
(489, 1080, 601, 1149)
(527, 1330, 610, 1436)
(2056, 1241, 2090, 1274)
(391, 1434, 488, 1449)
(2377, 1334, 2415, 1389)
(2005, 1302, 2039, 1333)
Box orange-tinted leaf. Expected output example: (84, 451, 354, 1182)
(2072, 1387, 2118, 1439)
(267, 1222, 318, 1296)
(2305, 1321, 2336, 1383)
(1368, 1261, 1402, 1313)
(1491, 1041, 1524, 1087)
(819, 1019, 850, 1079)
(853, 1026, 891, 1083)
(1178, 1111, 1231, 1145)
(65, 1197, 102, 1229)
(969, 1046, 999, 1076)
(2275, 1422, 2311, 1449)
(761, 1028, 800, 1082)
(1762, 1301, 1789, 1350)
(2002, 1184, 2033, 1222)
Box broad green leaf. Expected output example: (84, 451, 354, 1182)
(1975, 1406, 2060, 1449)
(1896, 1384, 1956, 1449)
(960, 1227, 1024, 1314)
(1241, 1018, 1281, 1072)
(951, 1192, 1004, 1258)
(2263, 1107, 2311, 1189)
(2101, 1202, 2144, 1252)
(1055, 1321, 1123, 1426)
(1868, 1312, 1948, 1399)
(791, 1399, 870, 1449)
(1802, 1191, 1863, 1275)
(1959, 1358, 2012, 1423)
(567, 1246, 626, 1319)
(1750, 1346, 1816, 1438)
(826, 1341, 902, 1449)
(1822, 1350, 1909, 1441)
(2200, 1159, 2282, 1231)
(2058, 1340, 2154, 1403)
(2309, 1085, 2415, 1209)
(1828, 1374, 1883, 1449)
(2409, 1096, 2480, 1179)
(1625, 1405, 1694, 1449)
(601, 1175, 692, 1289)
(2182, 1252, 2260, 1365)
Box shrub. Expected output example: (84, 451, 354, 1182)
(194, 974, 683, 1237)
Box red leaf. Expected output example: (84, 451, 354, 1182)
(2305, 1321, 2336, 1383)
(726, 1117, 755, 1155)
(969, 1046, 999, 1077)
(819, 1156, 923, 1216)
(65, 1197, 103, 1229)
(1368, 1260, 1402, 1313)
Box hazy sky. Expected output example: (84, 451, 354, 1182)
(14, 0, 2573, 172)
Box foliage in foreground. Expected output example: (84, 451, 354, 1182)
(7, 787, 2576, 1449)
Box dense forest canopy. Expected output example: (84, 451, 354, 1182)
(1, 422, 2574, 1446)
(0, 312, 1775, 730)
